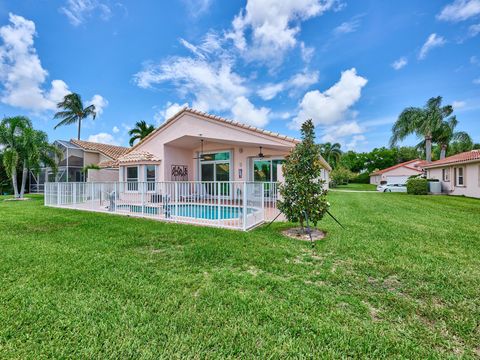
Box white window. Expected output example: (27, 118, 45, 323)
(146, 165, 156, 191)
(442, 168, 449, 182)
(126, 166, 138, 191)
(455, 167, 464, 186)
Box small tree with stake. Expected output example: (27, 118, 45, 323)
(278, 119, 329, 233)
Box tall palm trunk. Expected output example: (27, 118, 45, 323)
(425, 135, 432, 162)
(440, 144, 447, 160)
(11, 169, 19, 198)
(19, 163, 28, 198)
(77, 118, 81, 140)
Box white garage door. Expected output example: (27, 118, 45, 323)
(386, 175, 410, 184)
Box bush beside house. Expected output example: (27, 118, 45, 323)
(406, 178, 428, 195)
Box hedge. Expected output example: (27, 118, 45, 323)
(406, 178, 428, 195)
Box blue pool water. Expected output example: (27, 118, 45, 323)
(116, 204, 252, 220)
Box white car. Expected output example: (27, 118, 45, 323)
(377, 183, 407, 193)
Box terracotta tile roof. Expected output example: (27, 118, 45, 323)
(70, 139, 129, 160)
(118, 151, 161, 164)
(370, 159, 424, 176)
(423, 150, 480, 168)
(98, 159, 119, 169)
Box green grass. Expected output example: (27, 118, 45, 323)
(1, 193, 479, 358)
(335, 183, 377, 191)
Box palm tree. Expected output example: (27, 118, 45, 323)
(18, 127, 61, 198)
(0, 116, 31, 198)
(128, 120, 155, 146)
(390, 96, 454, 162)
(434, 117, 472, 159)
(319, 142, 342, 168)
(53, 93, 96, 140)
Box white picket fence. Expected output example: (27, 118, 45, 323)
(44, 181, 279, 231)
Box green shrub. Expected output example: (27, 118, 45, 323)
(406, 178, 428, 195)
(351, 172, 370, 183)
(330, 167, 355, 185)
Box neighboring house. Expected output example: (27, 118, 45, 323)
(30, 139, 129, 192)
(424, 150, 480, 198)
(97, 108, 332, 186)
(370, 159, 426, 185)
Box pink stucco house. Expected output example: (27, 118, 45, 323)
(369, 159, 426, 185)
(98, 108, 331, 185)
(424, 150, 480, 198)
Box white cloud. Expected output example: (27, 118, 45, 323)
(469, 23, 480, 37)
(437, 0, 480, 22)
(418, 33, 446, 60)
(133, 54, 247, 113)
(470, 55, 479, 64)
(333, 18, 360, 35)
(452, 100, 466, 109)
(231, 96, 270, 127)
(257, 83, 285, 100)
(60, 0, 112, 26)
(182, 0, 212, 17)
(87, 132, 118, 145)
(112, 126, 119, 133)
(291, 68, 368, 129)
(320, 122, 365, 150)
(87, 94, 108, 115)
(257, 70, 319, 100)
(227, 0, 341, 64)
(0, 13, 71, 112)
(154, 101, 188, 124)
(300, 41, 314, 62)
(391, 57, 408, 70)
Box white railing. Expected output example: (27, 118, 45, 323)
(44, 181, 267, 231)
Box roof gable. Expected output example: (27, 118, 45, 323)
(424, 150, 480, 168)
(370, 159, 424, 176)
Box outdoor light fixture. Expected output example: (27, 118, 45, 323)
(258, 146, 264, 158)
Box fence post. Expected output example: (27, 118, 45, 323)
(217, 182, 221, 227)
(141, 181, 145, 215)
(72, 183, 76, 208)
(114, 182, 117, 213)
(91, 182, 94, 210)
(57, 183, 60, 206)
(261, 183, 265, 222)
(175, 182, 178, 222)
(243, 182, 247, 231)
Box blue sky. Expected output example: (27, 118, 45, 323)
(0, 0, 479, 151)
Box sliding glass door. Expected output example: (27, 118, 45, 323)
(200, 151, 231, 196)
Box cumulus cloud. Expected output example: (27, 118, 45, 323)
(418, 33, 446, 60)
(112, 126, 119, 133)
(391, 57, 408, 70)
(133, 55, 247, 113)
(257, 70, 319, 100)
(87, 132, 118, 145)
(437, 0, 480, 22)
(0, 14, 72, 111)
(320, 122, 365, 150)
(60, 0, 112, 26)
(290, 68, 368, 129)
(231, 96, 270, 127)
(88, 94, 108, 115)
(300, 41, 314, 62)
(154, 101, 189, 124)
(226, 0, 341, 64)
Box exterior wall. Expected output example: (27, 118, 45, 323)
(164, 145, 194, 181)
(427, 162, 480, 198)
(83, 151, 100, 167)
(87, 168, 119, 182)
(370, 175, 381, 185)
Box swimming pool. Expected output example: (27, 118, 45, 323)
(115, 204, 254, 220)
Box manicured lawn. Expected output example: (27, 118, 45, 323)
(1, 193, 479, 358)
(335, 183, 377, 191)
